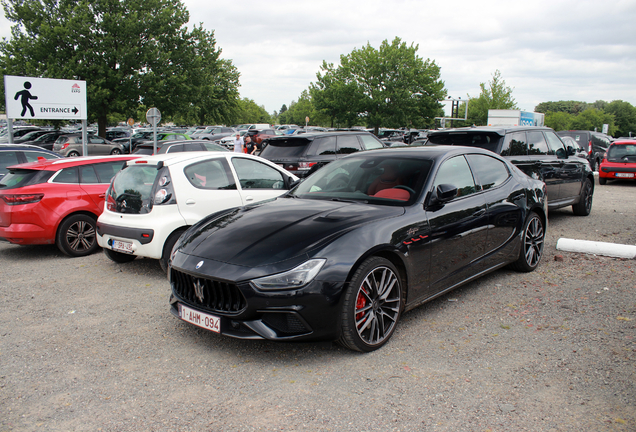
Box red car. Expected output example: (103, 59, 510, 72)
(0, 155, 138, 256)
(599, 140, 636, 185)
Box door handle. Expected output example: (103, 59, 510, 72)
(98, 193, 105, 198)
(245, 196, 254, 202)
(186, 199, 195, 205)
(472, 209, 486, 217)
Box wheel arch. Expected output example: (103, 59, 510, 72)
(55, 210, 99, 242)
(344, 247, 410, 306)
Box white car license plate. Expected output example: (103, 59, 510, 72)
(615, 173, 634, 178)
(112, 239, 133, 253)
(179, 303, 221, 333)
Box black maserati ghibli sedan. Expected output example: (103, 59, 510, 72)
(168, 146, 547, 352)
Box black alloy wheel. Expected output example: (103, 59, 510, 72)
(572, 178, 593, 216)
(511, 212, 544, 272)
(56, 214, 99, 257)
(110, 148, 122, 155)
(338, 257, 403, 352)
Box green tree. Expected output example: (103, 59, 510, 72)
(311, 37, 445, 133)
(0, 0, 239, 135)
(310, 60, 364, 128)
(545, 111, 574, 131)
(464, 70, 517, 126)
(605, 100, 636, 137)
(535, 101, 588, 115)
(233, 98, 271, 125)
(280, 90, 329, 127)
(569, 108, 616, 135)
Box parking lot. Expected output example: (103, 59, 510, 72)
(1, 178, 635, 431)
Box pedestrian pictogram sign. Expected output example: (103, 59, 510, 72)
(4, 75, 87, 120)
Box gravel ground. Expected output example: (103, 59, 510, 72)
(1, 178, 635, 432)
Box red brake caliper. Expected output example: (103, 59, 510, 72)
(356, 287, 368, 321)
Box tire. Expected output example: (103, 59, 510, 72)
(572, 178, 593, 216)
(599, 177, 607, 185)
(68, 151, 80, 157)
(160, 229, 186, 273)
(56, 214, 99, 257)
(103, 247, 136, 263)
(110, 148, 122, 155)
(337, 257, 403, 352)
(510, 212, 545, 273)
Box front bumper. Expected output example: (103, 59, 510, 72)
(168, 254, 347, 342)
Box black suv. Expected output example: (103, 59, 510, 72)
(427, 126, 594, 216)
(557, 130, 612, 172)
(259, 131, 385, 177)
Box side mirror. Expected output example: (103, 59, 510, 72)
(288, 177, 302, 189)
(428, 183, 457, 206)
(566, 146, 575, 156)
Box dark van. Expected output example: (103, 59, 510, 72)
(557, 130, 612, 172)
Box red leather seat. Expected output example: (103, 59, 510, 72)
(373, 188, 410, 201)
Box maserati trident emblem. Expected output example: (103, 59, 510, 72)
(196, 260, 204, 269)
(193, 279, 205, 303)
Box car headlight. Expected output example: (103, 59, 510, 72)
(251, 259, 326, 290)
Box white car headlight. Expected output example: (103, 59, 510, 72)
(251, 259, 326, 290)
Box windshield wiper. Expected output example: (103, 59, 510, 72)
(331, 197, 368, 204)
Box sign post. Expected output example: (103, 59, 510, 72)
(146, 108, 161, 154)
(4, 75, 88, 152)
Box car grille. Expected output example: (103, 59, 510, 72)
(171, 269, 246, 313)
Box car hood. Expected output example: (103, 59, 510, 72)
(177, 197, 404, 268)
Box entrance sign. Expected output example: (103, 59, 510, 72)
(4, 75, 87, 120)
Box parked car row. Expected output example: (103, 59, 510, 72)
(2, 124, 623, 353)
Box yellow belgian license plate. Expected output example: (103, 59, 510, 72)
(179, 303, 220, 333)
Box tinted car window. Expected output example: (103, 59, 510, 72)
(359, 134, 384, 150)
(544, 131, 566, 157)
(0, 169, 54, 189)
(184, 159, 235, 190)
(184, 143, 204, 152)
(94, 161, 127, 183)
(434, 155, 477, 197)
(336, 135, 362, 155)
(466, 154, 509, 190)
(232, 158, 285, 189)
(501, 132, 527, 156)
(80, 166, 99, 183)
(53, 167, 79, 183)
(260, 139, 309, 158)
(527, 131, 548, 155)
(307, 137, 336, 156)
(428, 132, 501, 153)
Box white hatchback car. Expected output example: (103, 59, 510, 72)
(96, 152, 298, 271)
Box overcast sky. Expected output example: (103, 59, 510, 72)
(2, 0, 635, 116)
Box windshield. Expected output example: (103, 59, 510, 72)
(107, 165, 159, 214)
(290, 155, 432, 206)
